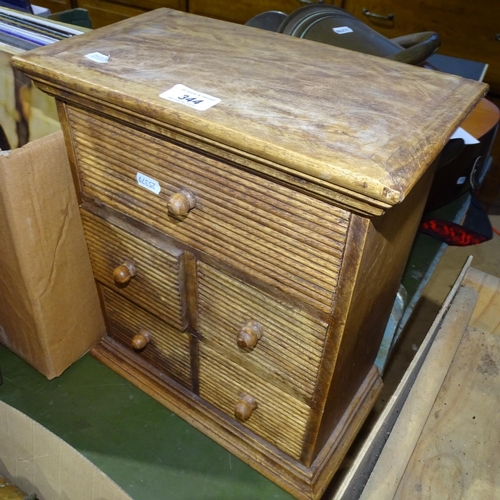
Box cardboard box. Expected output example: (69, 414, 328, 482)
(0, 131, 105, 379)
(0, 401, 133, 500)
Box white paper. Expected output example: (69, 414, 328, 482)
(84, 52, 110, 63)
(450, 127, 479, 145)
(333, 26, 353, 34)
(159, 84, 220, 111)
(136, 172, 161, 195)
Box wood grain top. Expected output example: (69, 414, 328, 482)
(13, 9, 487, 206)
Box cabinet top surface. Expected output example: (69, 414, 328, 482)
(14, 9, 486, 206)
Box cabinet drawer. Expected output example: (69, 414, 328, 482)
(198, 262, 329, 402)
(67, 106, 349, 314)
(345, 0, 500, 92)
(77, 0, 147, 28)
(78, 0, 187, 28)
(189, 0, 313, 24)
(199, 344, 310, 460)
(102, 287, 192, 389)
(81, 209, 186, 330)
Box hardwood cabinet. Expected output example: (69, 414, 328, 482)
(75, 0, 186, 28)
(188, 0, 336, 25)
(13, 10, 485, 499)
(31, 0, 73, 15)
(338, 0, 500, 94)
(75, 0, 149, 29)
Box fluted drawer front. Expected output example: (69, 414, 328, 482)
(67, 106, 350, 313)
(81, 209, 186, 330)
(198, 262, 328, 401)
(199, 344, 310, 460)
(102, 287, 192, 389)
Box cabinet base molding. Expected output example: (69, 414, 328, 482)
(92, 337, 382, 500)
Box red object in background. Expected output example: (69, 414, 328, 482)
(420, 99, 499, 246)
(420, 195, 493, 246)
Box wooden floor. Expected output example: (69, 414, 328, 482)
(329, 265, 500, 499)
(361, 268, 500, 499)
(392, 269, 500, 499)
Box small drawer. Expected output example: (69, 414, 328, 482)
(199, 344, 311, 460)
(81, 209, 186, 330)
(101, 287, 192, 389)
(198, 262, 329, 401)
(67, 106, 350, 314)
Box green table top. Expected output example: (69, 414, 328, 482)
(0, 345, 293, 500)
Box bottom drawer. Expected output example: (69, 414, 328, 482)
(199, 344, 311, 460)
(101, 286, 193, 389)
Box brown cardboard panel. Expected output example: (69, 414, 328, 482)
(0, 401, 133, 500)
(0, 131, 105, 379)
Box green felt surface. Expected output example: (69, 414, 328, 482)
(0, 345, 293, 500)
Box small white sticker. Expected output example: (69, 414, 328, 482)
(136, 172, 161, 194)
(457, 176, 467, 185)
(84, 52, 110, 63)
(333, 26, 353, 34)
(159, 84, 220, 111)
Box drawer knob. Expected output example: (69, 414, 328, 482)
(132, 329, 152, 350)
(234, 394, 257, 422)
(237, 320, 263, 350)
(113, 260, 136, 285)
(167, 188, 196, 216)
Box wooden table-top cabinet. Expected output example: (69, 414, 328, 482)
(13, 10, 486, 499)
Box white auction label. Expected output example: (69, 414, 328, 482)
(159, 84, 220, 111)
(84, 52, 110, 63)
(136, 172, 161, 195)
(333, 26, 353, 34)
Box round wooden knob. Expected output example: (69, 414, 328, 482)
(237, 320, 263, 350)
(234, 394, 257, 422)
(167, 188, 196, 216)
(113, 260, 136, 285)
(131, 329, 151, 350)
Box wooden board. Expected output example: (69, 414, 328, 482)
(333, 265, 500, 499)
(394, 269, 500, 498)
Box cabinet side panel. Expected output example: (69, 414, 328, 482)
(310, 165, 436, 460)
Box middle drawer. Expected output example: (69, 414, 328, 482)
(197, 262, 329, 403)
(81, 209, 187, 330)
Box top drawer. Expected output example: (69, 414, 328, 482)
(66, 106, 350, 314)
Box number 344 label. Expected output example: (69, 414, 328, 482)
(159, 84, 221, 111)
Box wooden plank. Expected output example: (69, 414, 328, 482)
(359, 284, 477, 499)
(395, 270, 500, 498)
(463, 267, 500, 335)
(395, 325, 500, 497)
(331, 257, 474, 500)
